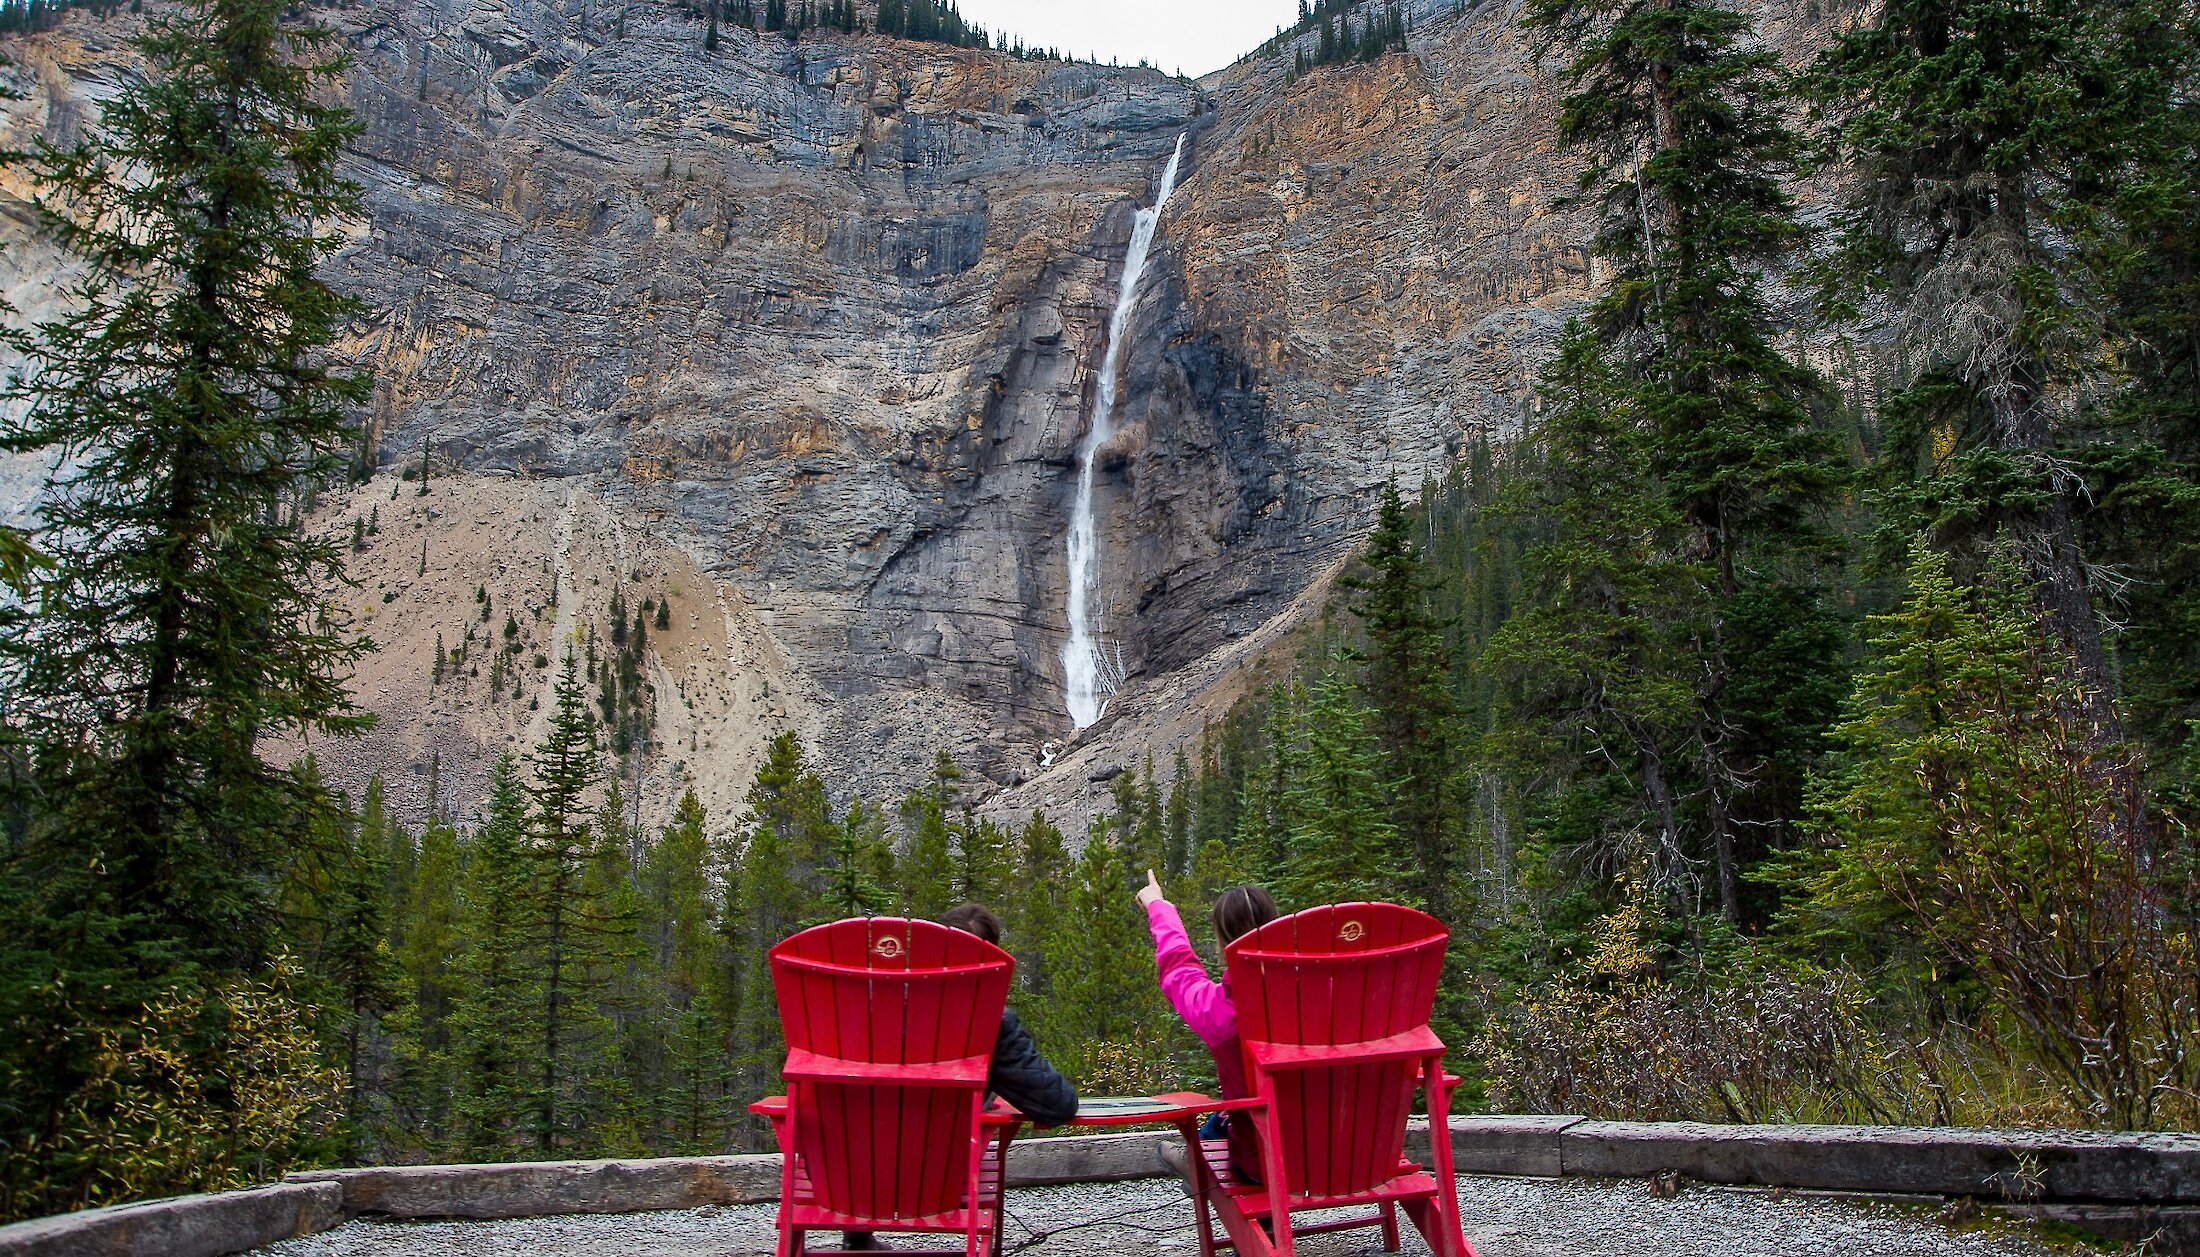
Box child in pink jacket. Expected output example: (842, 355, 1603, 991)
(1137, 870, 1281, 1183)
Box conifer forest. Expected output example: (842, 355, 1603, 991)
(2, 0, 2200, 1229)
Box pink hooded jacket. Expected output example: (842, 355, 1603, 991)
(1145, 898, 1259, 1176)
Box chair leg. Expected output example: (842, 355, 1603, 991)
(1380, 1201, 1401, 1252)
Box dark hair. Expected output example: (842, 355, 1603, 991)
(1211, 885, 1281, 948)
(940, 902, 1002, 946)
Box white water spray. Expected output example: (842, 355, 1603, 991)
(1062, 133, 1186, 730)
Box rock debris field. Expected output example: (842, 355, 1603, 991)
(257, 1175, 2098, 1257)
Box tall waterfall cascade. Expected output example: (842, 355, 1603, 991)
(1061, 133, 1187, 730)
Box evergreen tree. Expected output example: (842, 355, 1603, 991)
(2068, 0, 2200, 793)
(0, 0, 371, 1212)
(392, 809, 463, 1145)
(1344, 480, 1465, 917)
(452, 758, 540, 1156)
(1784, 543, 2175, 1125)
(1047, 829, 1166, 1085)
(1279, 672, 1407, 907)
(320, 785, 399, 1158)
(820, 796, 891, 918)
(1164, 751, 1194, 879)
(1518, 0, 1846, 918)
(580, 784, 647, 1153)
(898, 752, 958, 916)
(1484, 328, 1702, 905)
(723, 732, 828, 1142)
(526, 650, 602, 1154)
(953, 812, 1012, 906)
(1807, 0, 2136, 707)
(1007, 811, 1071, 1029)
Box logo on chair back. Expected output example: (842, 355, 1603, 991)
(873, 935, 904, 959)
(1338, 919, 1366, 943)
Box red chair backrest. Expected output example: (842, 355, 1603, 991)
(1225, 903, 1448, 1200)
(771, 918, 1012, 1222)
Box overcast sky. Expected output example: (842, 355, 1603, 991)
(950, 0, 1304, 78)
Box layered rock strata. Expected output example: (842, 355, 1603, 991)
(0, 0, 1603, 831)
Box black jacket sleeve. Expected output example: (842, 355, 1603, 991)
(988, 1008, 1078, 1128)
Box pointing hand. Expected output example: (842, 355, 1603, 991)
(1136, 868, 1165, 907)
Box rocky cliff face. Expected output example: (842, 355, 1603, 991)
(0, 0, 1605, 834)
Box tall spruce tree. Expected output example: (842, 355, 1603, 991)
(1517, 0, 1844, 919)
(0, 0, 370, 1214)
(898, 752, 959, 916)
(1345, 480, 1465, 917)
(453, 758, 540, 1156)
(723, 732, 829, 1141)
(820, 796, 891, 918)
(1008, 811, 1071, 1031)
(1484, 329, 1703, 904)
(1278, 672, 1408, 907)
(2072, 0, 2200, 794)
(1807, 0, 2126, 707)
(527, 649, 602, 1154)
(1047, 828, 1165, 1085)
(393, 808, 464, 1145)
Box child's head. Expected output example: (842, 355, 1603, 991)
(1211, 885, 1280, 948)
(941, 902, 1003, 946)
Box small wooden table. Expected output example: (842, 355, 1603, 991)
(1065, 1092, 1218, 1130)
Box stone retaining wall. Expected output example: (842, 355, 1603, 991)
(0, 1183, 340, 1257)
(7, 1117, 2200, 1256)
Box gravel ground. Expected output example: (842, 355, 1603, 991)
(257, 1176, 2100, 1257)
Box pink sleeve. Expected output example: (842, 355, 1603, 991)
(1146, 899, 1236, 1048)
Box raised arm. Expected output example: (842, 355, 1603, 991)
(1141, 877, 1236, 1048)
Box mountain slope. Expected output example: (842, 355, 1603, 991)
(0, 0, 1598, 833)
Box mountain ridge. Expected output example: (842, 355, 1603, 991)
(0, 0, 1601, 837)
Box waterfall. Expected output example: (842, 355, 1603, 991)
(1062, 133, 1186, 731)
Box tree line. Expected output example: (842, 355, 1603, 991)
(700, 0, 1049, 57)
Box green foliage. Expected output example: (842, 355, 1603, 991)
(898, 752, 959, 918)
(451, 758, 540, 1156)
(5, 961, 346, 1213)
(1782, 545, 2200, 1127)
(1046, 827, 1170, 1087)
(0, 0, 371, 1217)
(1345, 480, 1465, 916)
(1512, 0, 1848, 920)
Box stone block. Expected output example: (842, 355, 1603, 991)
(1427, 1114, 1585, 1178)
(286, 1154, 780, 1220)
(1559, 1121, 2200, 1204)
(1007, 1132, 1171, 1185)
(0, 1182, 341, 1257)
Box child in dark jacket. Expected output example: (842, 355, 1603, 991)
(940, 902, 1079, 1125)
(841, 904, 1075, 1251)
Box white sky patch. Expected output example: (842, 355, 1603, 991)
(951, 0, 1303, 78)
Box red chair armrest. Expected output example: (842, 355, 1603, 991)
(783, 1047, 991, 1086)
(749, 1095, 789, 1117)
(1246, 1026, 1444, 1070)
(1194, 1095, 1270, 1114)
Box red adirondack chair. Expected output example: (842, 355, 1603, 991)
(1183, 902, 1477, 1257)
(749, 917, 1019, 1257)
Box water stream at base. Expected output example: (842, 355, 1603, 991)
(1061, 133, 1187, 730)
